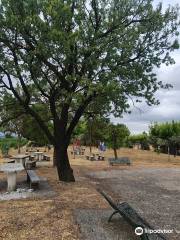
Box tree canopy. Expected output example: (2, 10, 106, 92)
(126, 132, 150, 150)
(107, 123, 130, 159)
(149, 121, 180, 155)
(0, 0, 179, 181)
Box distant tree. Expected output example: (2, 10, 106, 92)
(0, 0, 179, 181)
(149, 121, 180, 156)
(126, 132, 150, 150)
(81, 117, 109, 145)
(107, 123, 130, 159)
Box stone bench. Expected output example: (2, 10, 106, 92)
(108, 157, 131, 166)
(71, 150, 85, 155)
(27, 170, 40, 189)
(86, 155, 95, 161)
(43, 154, 50, 161)
(93, 154, 104, 161)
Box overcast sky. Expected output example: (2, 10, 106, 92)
(112, 0, 180, 134)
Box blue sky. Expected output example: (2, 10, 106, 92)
(113, 0, 180, 134)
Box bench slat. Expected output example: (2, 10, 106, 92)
(27, 170, 40, 183)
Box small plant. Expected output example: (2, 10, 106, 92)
(0, 143, 10, 157)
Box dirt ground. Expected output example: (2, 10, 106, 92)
(0, 147, 180, 240)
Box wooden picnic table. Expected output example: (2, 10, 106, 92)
(0, 163, 24, 191)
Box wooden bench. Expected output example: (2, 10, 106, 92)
(26, 170, 40, 189)
(98, 189, 166, 240)
(108, 157, 131, 166)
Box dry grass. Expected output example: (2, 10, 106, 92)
(0, 147, 180, 239)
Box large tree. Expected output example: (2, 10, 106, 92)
(0, 0, 179, 181)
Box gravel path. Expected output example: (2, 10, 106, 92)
(85, 168, 180, 240)
(74, 209, 139, 240)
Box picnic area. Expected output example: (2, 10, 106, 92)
(0, 147, 180, 240)
(0, 0, 180, 239)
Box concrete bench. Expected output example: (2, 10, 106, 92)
(86, 154, 104, 161)
(27, 170, 40, 189)
(43, 154, 50, 161)
(86, 155, 95, 161)
(108, 157, 131, 166)
(71, 150, 85, 155)
(97, 155, 105, 161)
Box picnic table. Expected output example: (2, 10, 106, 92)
(12, 154, 30, 166)
(0, 163, 24, 191)
(86, 153, 105, 161)
(71, 148, 85, 156)
(32, 152, 44, 161)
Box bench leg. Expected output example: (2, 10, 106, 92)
(27, 174, 30, 183)
(7, 172, 17, 191)
(108, 210, 119, 222)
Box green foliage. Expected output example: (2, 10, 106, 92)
(0, 0, 179, 145)
(107, 123, 130, 149)
(73, 117, 110, 146)
(0, 137, 27, 155)
(0, 92, 52, 146)
(149, 121, 180, 140)
(20, 105, 53, 146)
(73, 119, 130, 150)
(149, 121, 180, 154)
(126, 132, 150, 150)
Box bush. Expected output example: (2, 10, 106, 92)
(0, 137, 28, 155)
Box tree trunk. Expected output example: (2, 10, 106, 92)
(17, 134, 21, 154)
(113, 148, 118, 160)
(55, 145, 75, 182)
(53, 148, 57, 167)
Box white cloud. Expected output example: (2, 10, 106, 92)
(112, 50, 180, 134)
